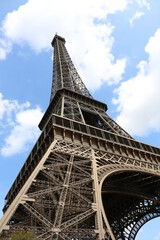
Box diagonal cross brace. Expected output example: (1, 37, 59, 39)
(22, 202, 53, 229)
(68, 187, 92, 204)
(28, 186, 63, 198)
(61, 209, 95, 230)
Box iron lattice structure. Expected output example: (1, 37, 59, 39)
(0, 34, 160, 240)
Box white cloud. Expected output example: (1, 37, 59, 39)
(0, 0, 128, 90)
(0, 39, 12, 60)
(130, 11, 145, 26)
(0, 93, 43, 157)
(135, 0, 150, 9)
(0, 92, 29, 123)
(113, 28, 160, 136)
(2, 0, 128, 52)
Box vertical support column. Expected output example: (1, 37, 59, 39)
(61, 96, 64, 117)
(57, 39, 64, 89)
(91, 149, 104, 240)
(77, 102, 85, 123)
(53, 155, 74, 237)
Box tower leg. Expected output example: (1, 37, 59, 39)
(92, 149, 105, 240)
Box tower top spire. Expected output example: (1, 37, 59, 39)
(50, 34, 92, 102)
(51, 34, 66, 46)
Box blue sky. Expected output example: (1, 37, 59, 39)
(0, 0, 160, 239)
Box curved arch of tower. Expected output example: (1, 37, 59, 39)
(0, 35, 160, 240)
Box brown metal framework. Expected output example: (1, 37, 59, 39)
(0, 34, 160, 240)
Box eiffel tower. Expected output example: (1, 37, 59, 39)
(1, 34, 160, 240)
